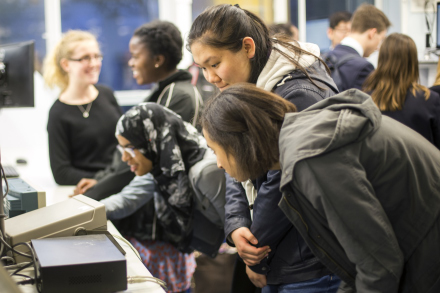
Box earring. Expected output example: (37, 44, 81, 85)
(155, 64, 159, 68)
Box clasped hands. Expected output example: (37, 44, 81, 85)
(231, 227, 271, 288)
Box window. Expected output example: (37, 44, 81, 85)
(60, 0, 159, 91)
(290, 0, 374, 51)
(0, 0, 46, 73)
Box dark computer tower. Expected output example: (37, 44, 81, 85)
(32, 234, 127, 293)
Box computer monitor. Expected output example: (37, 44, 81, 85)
(437, 2, 440, 48)
(0, 40, 34, 108)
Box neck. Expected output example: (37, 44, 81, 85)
(60, 83, 97, 104)
(157, 68, 179, 83)
(347, 33, 367, 56)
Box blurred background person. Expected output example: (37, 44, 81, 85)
(268, 22, 299, 41)
(363, 33, 440, 149)
(322, 4, 390, 91)
(44, 30, 122, 185)
(326, 11, 352, 51)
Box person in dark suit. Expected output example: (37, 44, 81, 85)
(363, 33, 440, 149)
(324, 4, 390, 91)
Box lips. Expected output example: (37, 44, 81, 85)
(217, 84, 229, 91)
(129, 164, 137, 172)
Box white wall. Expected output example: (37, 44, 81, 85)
(0, 72, 59, 187)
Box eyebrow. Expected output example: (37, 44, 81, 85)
(120, 143, 135, 148)
(194, 56, 218, 66)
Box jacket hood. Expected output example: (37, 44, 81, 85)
(274, 60, 338, 95)
(257, 41, 320, 91)
(279, 89, 381, 188)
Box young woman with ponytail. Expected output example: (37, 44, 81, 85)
(188, 4, 340, 292)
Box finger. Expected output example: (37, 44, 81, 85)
(244, 259, 260, 266)
(240, 229, 259, 245)
(241, 246, 270, 257)
(77, 179, 86, 186)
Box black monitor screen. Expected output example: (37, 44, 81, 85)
(0, 40, 34, 108)
(437, 2, 440, 48)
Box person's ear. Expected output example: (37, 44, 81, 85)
(60, 58, 70, 73)
(367, 28, 378, 40)
(153, 55, 165, 68)
(327, 28, 333, 41)
(242, 37, 256, 59)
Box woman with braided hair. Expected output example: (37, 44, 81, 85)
(128, 20, 203, 124)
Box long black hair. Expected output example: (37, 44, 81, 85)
(187, 4, 329, 85)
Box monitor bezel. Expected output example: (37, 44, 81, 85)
(0, 40, 35, 108)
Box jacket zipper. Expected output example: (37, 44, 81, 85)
(282, 197, 355, 281)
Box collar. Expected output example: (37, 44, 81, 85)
(147, 70, 193, 103)
(340, 37, 364, 57)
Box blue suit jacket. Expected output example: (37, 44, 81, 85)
(326, 44, 375, 92)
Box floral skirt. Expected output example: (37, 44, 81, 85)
(127, 237, 196, 293)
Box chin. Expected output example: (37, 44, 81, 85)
(135, 169, 148, 176)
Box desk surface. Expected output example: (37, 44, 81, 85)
(3, 173, 165, 292)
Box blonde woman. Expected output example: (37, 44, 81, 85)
(44, 30, 122, 185)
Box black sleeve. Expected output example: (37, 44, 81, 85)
(47, 109, 96, 185)
(431, 92, 440, 149)
(248, 171, 294, 274)
(86, 150, 135, 200)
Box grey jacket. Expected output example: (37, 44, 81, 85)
(278, 89, 440, 293)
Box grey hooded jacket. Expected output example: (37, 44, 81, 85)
(278, 89, 440, 293)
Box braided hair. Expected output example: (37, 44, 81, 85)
(133, 21, 183, 71)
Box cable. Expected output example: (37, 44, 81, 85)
(127, 275, 168, 291)
(5, 262, 31, 270)
(1, 256, 16, 264)
(424, 0, 435, 47)
(1, 164, 9, 198)
(10, 261, 33, 276)
(111, 234, 142, 261)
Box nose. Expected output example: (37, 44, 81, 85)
(216, 160, 223, 170)
(205, 70, 221, 84)
(121, 151, 130, 162)
(128, 58, 133, 67)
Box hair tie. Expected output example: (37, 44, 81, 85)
(234, 4, 241, 8)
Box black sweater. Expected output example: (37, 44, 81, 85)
(382, 88, 440, 149)
(47, 85, 122, 185)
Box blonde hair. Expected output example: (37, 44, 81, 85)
(43, 30, 99, 90)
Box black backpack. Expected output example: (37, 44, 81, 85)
(321, 52, 357, 91)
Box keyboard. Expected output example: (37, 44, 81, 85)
(2, 165, 19, 178)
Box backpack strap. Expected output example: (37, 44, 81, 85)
(191, 85, 204, 127)
(156, 82, 175, 106)
(322, 52, 358, 91)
